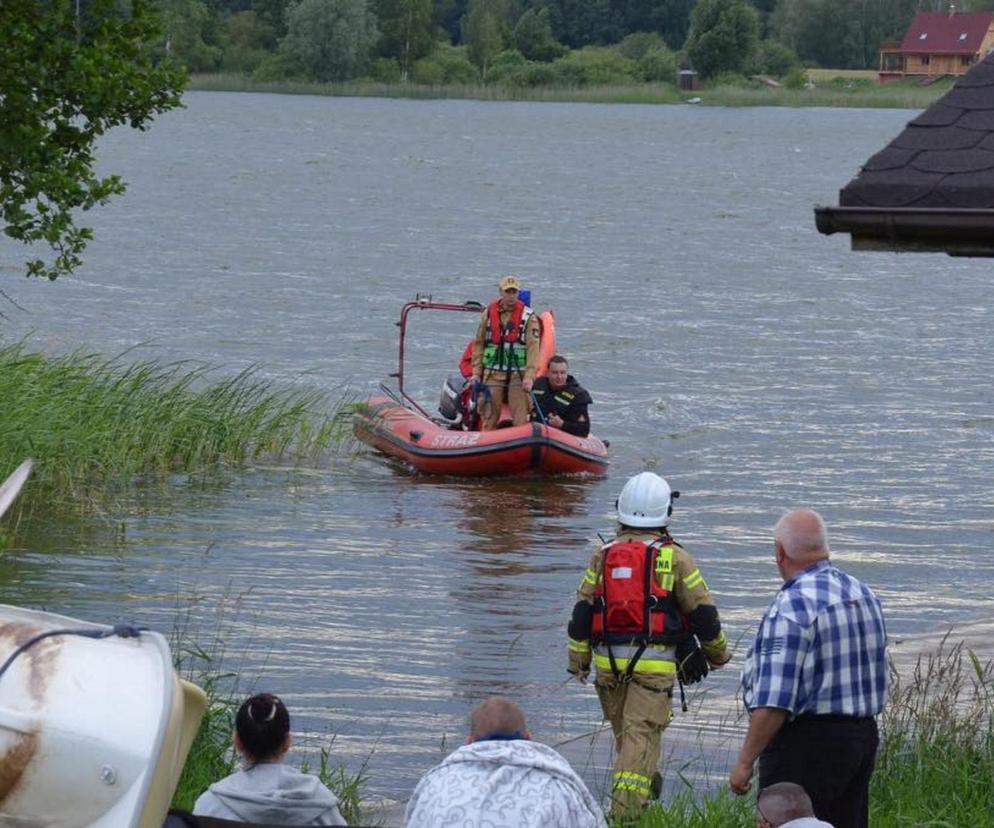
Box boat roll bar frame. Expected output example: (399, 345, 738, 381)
(391, 294, 482, 418)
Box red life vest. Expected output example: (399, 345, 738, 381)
(487, 299, 526, 345)
(591, 539, 688, 645)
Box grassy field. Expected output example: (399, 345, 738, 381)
(807, 68, 880, 82)
(188, 72, 950, 110)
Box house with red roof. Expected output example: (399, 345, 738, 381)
(879, 10, 994, 82)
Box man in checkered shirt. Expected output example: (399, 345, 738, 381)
(729, 509, 888, 828)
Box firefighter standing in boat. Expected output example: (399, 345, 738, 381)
(567, 472, 732, 820)
(471, 275, 541, 430)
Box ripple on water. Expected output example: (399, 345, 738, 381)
(1, 99, 992, 801)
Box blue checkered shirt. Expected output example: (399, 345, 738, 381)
(740, 559, 888, 716)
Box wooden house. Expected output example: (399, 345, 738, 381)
(879, 11, 994, 82)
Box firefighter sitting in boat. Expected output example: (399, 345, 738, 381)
(530, 354, 591, 437)
(566, 472, 732, 821)
(471, 275, 541, 430)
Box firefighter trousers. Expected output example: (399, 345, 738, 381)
(595, 671, 673, 821)
(478, 372, 529, 430)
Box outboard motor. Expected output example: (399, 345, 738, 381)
(438, 372, 469, 426)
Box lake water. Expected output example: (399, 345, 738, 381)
(2, 92, 992, 805)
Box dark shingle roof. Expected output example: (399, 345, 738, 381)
(899, 11, 994, 55)
(843, 56, 994, 208)
(814, 51, 994, 255)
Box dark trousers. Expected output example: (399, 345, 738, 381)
(758, 715, 879, 828)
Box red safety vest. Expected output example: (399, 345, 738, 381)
(591, 539, 689, 645)
(487, 299, 526, 344)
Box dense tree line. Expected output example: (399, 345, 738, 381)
(153, 0, 994, 84)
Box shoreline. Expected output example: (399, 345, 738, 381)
(187, 73, 952, 110)
(359, 620, 994, 827)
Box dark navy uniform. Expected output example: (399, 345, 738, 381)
(530, 375, 592, 436)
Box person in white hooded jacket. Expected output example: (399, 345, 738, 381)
(194, 693, 347, 826)
(404, 697, 606, 828)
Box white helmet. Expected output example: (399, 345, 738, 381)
(617, 472, 674, 527)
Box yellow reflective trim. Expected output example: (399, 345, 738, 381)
(568, 638, 591, 653)
(656, 546, 675, 590)
(683, 569, 707, 591)
(615, 782, 651, 795)
(614, 771, 651, 783)
(581, 567, 598, 586)
(594, 654, 676, 674)
(613, 771, 651, 795)
(703, 631, 727, 652)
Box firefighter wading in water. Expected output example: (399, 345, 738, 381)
(567, 472, 732, 820)
(471, 275, 541, 430)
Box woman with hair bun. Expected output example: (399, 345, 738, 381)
(193, 693, 347, 825)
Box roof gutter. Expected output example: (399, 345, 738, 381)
(897, 49, 979, 55)
(814, 205, 994, 256)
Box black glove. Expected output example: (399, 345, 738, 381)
(676, 636, 710, 685)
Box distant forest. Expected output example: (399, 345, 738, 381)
(151, 0, 994, 84)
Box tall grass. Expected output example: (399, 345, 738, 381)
(169, 592, 241, 811)
(696, 79, 953, 109)
(305, 743, 371, 826)
(870, 640, 994, 826)
(633, 789, 752, 827)
(0, 341, 349, 509)
(189, 73, 684, 104)
(169, 591, 369, 824)
(616, 641, 994, 827)
(188, 72, 950, 109)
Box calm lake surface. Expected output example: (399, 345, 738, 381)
(2, 93, 993, 802)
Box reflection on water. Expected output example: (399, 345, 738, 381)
(1, 94, 993, 802)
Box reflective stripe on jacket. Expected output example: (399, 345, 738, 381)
(482, 303, 534, 371)
(593, 642, 677, 675)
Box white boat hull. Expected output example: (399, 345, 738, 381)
(0, 605, 206, 827)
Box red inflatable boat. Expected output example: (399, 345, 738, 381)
(353, 296, 609, 477)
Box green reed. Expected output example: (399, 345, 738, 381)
(168, 591, 369, 823)
(615, 640, 994, 827)
(695, 79, 952, 109)
(187, 72, 950, 110)
(170, 655, 239, 811)
(870, 640, 994, 826)
(0, 341, 345, 509)
(305, 744, 371, 826)
(630, 789, 752, 826)
(188, 73, 682, 103)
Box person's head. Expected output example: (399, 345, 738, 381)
(616, 471, 678, 530)
(756, 782, 816, 827)
(547, 355, 569, 389)
(234, 693, 291, 765)
(468, 697, 530, 743)
(498, 275, 521, 309)
(773, 508, 830, 580)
